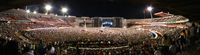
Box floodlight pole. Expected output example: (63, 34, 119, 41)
(45, 11, 48, 15)
(150, 11, 153, 21)
(45, 4, 52, 15)
(147, 6, 153, 22)
(25, 6, 28, 18)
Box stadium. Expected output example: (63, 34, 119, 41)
(0, 9, 198, 55)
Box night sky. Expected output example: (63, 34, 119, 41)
(0, 0, 200, 20)
(41, 0, 155, 18)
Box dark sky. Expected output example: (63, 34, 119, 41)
(22, 0, 157, 18)
(0, 0, 200, 20)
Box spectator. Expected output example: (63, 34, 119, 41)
(23, 50, 34, 55)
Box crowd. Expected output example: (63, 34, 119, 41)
(151, 15, 187, 22)
(127, 15, 189, 27)
(0, 9, 76, 29)
(17, 26, 187, 55)
(0, 20, 191, 55)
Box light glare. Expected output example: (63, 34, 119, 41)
(45, 4, 52, 11)
(26, 9, 30, 13)
(147, 6, 153, 11)
(33, 11, 37, 14)
(61, 7, 68, 13)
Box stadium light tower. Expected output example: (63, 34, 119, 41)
(147, 6, 153, 21)
(25, 6, 29, 19)
(26, 9, 30, 13)
(45, 4, 52, 15)
(26, 9, 30, 19)
(61, 7, 68, 16)
(33, 11, 37, 14)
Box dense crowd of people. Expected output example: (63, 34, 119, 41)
(0, 21, 190, 55)
(0, 9, 76, 29)
(152, 15, 187, 22)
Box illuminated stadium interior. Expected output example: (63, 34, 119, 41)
(0, 1, 199, 54)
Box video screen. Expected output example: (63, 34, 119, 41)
(101, 19, 113, 27)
